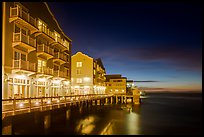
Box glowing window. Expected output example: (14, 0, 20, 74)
(76, 78, 82, 83)
(76, 62, 82, 67)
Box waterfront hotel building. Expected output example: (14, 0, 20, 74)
(71, 52, 106, 95)
(2, 2, 72, 99)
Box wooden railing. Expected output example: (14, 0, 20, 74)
(2, 94, 112, 117)
(54, 52, 67, 61)
(13, 32, 36, 48)
(10, 6, 37, 27)
(37, 44, 54, 55)
(13, 59, 36, 72)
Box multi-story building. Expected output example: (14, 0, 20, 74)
(2, 2, 72, 99)
(71, 52, 106, 95)
(105, 74, 127, 95)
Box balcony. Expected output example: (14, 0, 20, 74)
(53, 52, 67, 64)
(37, 44, 54, 59)
(37, 66, 53, 77)
(12, 32, 36, 52)
(9, 6, 38, 34)
(51, 37, 68, 51)
(12, 59, 36, 74)
(35, 25, 55, 42)
(53, 70, 67, 78)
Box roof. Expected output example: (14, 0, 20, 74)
(95, 58, 105, 70)
(105, 74, 127, 81)
(20, 2, 72, 42)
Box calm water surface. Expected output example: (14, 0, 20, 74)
(10, 92, 202, 135)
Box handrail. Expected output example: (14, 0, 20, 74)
(13, 32, 36, 48)
(2, 94, 113, 116)
(10, 6, 37, 27)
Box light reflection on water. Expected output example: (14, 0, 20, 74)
(75, 115, 96, 135)
(8, 93, 202, 135)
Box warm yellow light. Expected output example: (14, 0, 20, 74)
(53, 79, 61, 84)
(35, 102, 39, 105)
(83, 77, 90, 82)
(64, 81, 70, 85)
(19, 103, 24, 107)
(15, 74, 26, 79)
(38, 78, 46, 82)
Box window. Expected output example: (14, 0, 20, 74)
(14, 51, 26, 61)
(76, 69, 81, 75)
(76, 62, 82, 67)
(38, 59, 46, 73)
(21, 54, 26, 61)
(93, 69, 96, 75)
(21, 28, 27, 35)
(15, 25, 20, 33)
(54, 65, 59, 70)
(76, 78, 82, 83)
(14, 51, 20, 60)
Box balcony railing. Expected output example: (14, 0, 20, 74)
(44, 67, 53, 75)
(13, 59, 36, 72)
(53, 70, 67, 78)
(38, 66, 53, 75)
(54, 52, 67, 62)
(37, 44, 54, 55)
(55, 37, 64, 46)
(10, 6, 37, 27)
(13, 32, 36, 48)
(38, 25, 55, 40)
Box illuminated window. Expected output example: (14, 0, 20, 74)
(76, 62, 82, 67)
(93, 69, 96, 75)
(76, 78, 82, 83)
(38, 59, 46, 73)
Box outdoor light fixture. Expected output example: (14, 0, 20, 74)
(35, 102, 39, 105)
(38, 78, 46, 82)
(57, 100, 60, 103)
(19, 103, 24, 107)
(47, 100, 51, 104)
(64, 81, 70, 85)
(15, 74, 26, 80)
(53, 79, 61, 84)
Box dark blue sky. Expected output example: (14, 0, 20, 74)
(47, 2, 202, 92)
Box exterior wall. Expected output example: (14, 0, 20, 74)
(71, 52, 93, 95)
(93, 61, 106, 94)
(2, 2, 72, 99)
(105, 78, 127, 95)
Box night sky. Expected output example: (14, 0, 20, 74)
(47, 2, 202, 92)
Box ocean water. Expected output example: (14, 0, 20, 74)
(8, 92, 202, 135)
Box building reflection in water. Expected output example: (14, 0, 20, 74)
(66, 109, 71, 120)
(75, 115, 96, 134)
(44, 115, 51, 130)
